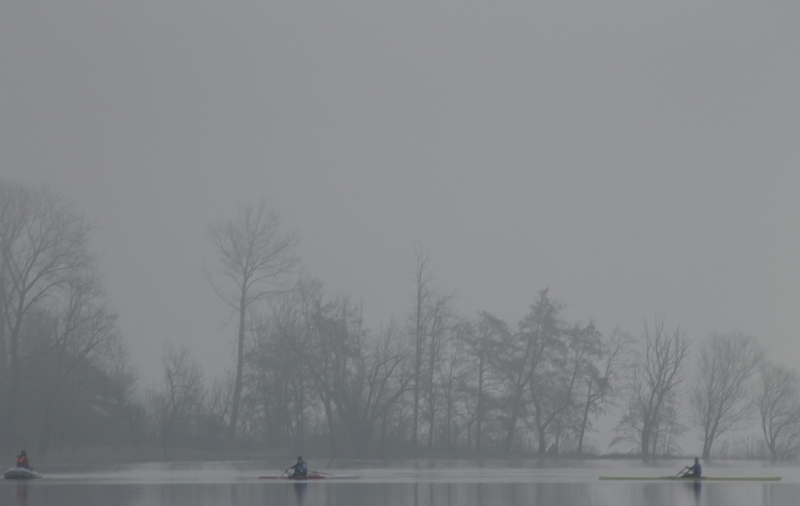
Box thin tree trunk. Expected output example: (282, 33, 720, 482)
(2, 309, 22, 449)
(38, 392, 58, 455)
(228, 285, 247, 442)
(476, 354, 484, 451)
(503, 337, 533, 453)
(0, 263, 6, 386)
(427, 336, 436, 449)
(503, 381, 525, 453)
(577, 385, 593, 455)
(322, 395, 337, 455)
(413, 306, 422, 447)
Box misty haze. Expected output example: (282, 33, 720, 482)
(1, 1, 799, 505)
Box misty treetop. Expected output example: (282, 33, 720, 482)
(2, 181, 797, 461)
(0, 181, 131, 454)
(204, 199, 301, 443)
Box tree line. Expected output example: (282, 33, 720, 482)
(1, 181, 798, 462)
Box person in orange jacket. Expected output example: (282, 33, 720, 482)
(16, 450, 32, 470)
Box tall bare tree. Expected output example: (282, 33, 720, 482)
(692, 331, 764, 459)
(757, 361, 800, 462)
(576, 327, 632, 455)
(614, 316, 691, 457)
(410, 245, 433, 447)
(424, 292, 455, 449)
(206, 199, 299, 441)
(0, 181, 95, 448)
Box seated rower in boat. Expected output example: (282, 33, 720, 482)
(678, 457, 701, 478)
(289, 456, 308, 478)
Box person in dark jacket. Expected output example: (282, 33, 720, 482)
(289, 456, 307, 477)
(16, 451, 31, 470)
(681, 457, 701, 478)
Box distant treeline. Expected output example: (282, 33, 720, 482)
(0, 180, 796, 462)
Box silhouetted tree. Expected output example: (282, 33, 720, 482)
(462, 312, 507, 451)
(409, 246, 432, 447)
(757, 361, 800, 462)
(102, 345, 145, 451)
(530, 320, 601, 454)
(304, 296, 410, 456)
(153, 344, 205, 453)
(576, 327, 632, 455)
(614, 316, 691, 457)
(496, 289, 561, 453)
(692, 331, 763, 459)
(244, 285, 313, 449)
(0, 181, 95, 449)
(206, 199, 299, 442)
(200, 375, 233, 449)
(423, 292, 455, 449)
(36, 273, 121, 454)
(439, 322, 468, 449)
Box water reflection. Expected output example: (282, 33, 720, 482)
(1, 460, 797, 506)
(293, 482, 307, 505)
(689, 481, 702, 503)
(0, 480, 790, 506)
(16, 482, 28, 506)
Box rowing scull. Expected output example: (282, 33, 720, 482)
(599, 476, 781, 481)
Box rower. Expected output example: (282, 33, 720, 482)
(680, 457, 701, 478)
(290, 456, 307, 478)
(16, 450, 32, 470)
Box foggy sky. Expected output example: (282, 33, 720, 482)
(2, 1, 798, 383)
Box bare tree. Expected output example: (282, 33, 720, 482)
(409, 245, 432, 447)
(37, 274, 121, 454)
(101, 343, 145, 451)
(614, 316, 691, 457)
(0, 181, 95, 448)
(0, 251, 6, 387)
(757, 361, 800, 462)
(692, 331, 764, 459)
(304, 296, 410, 456)
(424, 292, 455, 449)
(495, 289, 562, 453)
(200, 375, 233, 449)
(153, 344, 205, 453)
(244, 287, 313, 450)
(530, 321, 602, 454)
(206, 199, 299, 441)
(576, 327, 632, 455)
(462, 311, 507, 451)
(439, 323, 468, 450)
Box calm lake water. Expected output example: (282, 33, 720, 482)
(2, 459, 799, 506)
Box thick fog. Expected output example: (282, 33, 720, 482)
(1, 1, 799, 456)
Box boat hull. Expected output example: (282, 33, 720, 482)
(259, 474, 360, 480)
(599, 476, 781, 482)
(4, 468, 43, 480)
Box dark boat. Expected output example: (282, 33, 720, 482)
(599, 475, 781, 481)
(259, 473, 359, 480)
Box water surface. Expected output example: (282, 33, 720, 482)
(2, 459, 797, 506)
